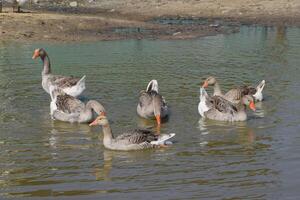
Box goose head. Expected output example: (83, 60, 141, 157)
(202, 76, 216, 88)
(242, 95, 256, 111)
(89, 113, 108, 126)
(32, 48, 46, 59)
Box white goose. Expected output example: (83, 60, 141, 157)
(32, 48, 86, 97)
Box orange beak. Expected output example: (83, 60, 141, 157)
(100, 112, 106, 116)
(155, 115, 161, 125)
(202, 80, 208, 88)
(249, 101, 256, 111)
(89, 119, 98, 126)
(32, 49, 40, 59)
(89, 112, 105, 126)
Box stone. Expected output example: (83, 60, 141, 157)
(70, 1, 78, 7)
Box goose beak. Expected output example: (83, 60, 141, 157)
(202, 81, 208, 88)
(89, 119, 98, 126)
(155, 115, 161, 126)
(32, 50, 39, 59)
(100, 112, 106, 116)
(249, 101, 256, 111)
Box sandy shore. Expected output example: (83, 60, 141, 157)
(0, 0, 299, 42)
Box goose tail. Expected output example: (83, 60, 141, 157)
(256, 80, 266, 92)
(151, 133, 176, 145)
(76, 75, 86, 87)
(146, 80, 159, 93)
(253, 80, 265, 101)
(198, 87, 210, 117)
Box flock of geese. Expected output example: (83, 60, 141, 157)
(32, 48, 266, 151)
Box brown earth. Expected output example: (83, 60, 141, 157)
(0, 0, 299, 42)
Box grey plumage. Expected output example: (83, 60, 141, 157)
(137, 80, 168, 124)
(50, 87, 105, 123)
(115, 129, 158, 144)
(203, 76, 265, 103)
(32, 48, 86, 97)
(89, 115, 175, 151)
(199, 87, 256, 121)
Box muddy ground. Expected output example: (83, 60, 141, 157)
(0, 0, 299, 42)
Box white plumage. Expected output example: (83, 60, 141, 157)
(16, 0, 28, 6)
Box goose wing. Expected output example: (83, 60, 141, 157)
(225, 86, 258, 101)
(224, 88, 243, 101)
(50, 75, 82, 88)
(115, 129, 158, 144)
(152, 92, 165, 105)
(56, 94, 85, 114)
(211, 96, 238, 114)
(241, 86, 257, 96)
(138, 90, 153, 107)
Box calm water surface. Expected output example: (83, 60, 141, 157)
(1, 26, 300, 199)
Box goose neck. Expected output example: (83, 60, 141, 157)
(41, 54, 51, 75)
(213, 81, 222, 96)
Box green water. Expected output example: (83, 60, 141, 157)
(1, 26, 300, 199)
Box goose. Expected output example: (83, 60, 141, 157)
(89, 114, 175, 151)
(137, 80, 168, 126)
(50, 86, 105, 123)
(32, 48, 86, 97)
(202, 76, 265, 102)
(198, 87, 256, 121)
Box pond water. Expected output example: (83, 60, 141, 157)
(1, 26, 300, 199)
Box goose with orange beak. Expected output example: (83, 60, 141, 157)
(89, 114, 175, 151)
(199, 87, 256, 121)
(202, 76, 266, 103)
(32, 48, 86, 97)
(137, 80, 168, 126)
(49, 86, 105, 123)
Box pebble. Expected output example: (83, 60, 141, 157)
(70, 1, 78, 7)
(173, 32, 181, 36)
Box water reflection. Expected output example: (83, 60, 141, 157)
(95, 151, 113, 181)
(238, 127, 256, 147)
(198, 117, 259, 150)
(137, 117, 156, 129)
(275, 25, 287, 45)
(253, 101, 265, 118)
(265, 25, 288, 64)
(48, 121, 94, 150)
(137, 116, 170, 134)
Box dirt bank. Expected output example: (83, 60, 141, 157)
(0, 0, 299, 42)
(0, 10, 238, 42)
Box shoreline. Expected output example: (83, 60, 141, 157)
(0, 2, 300, 43)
